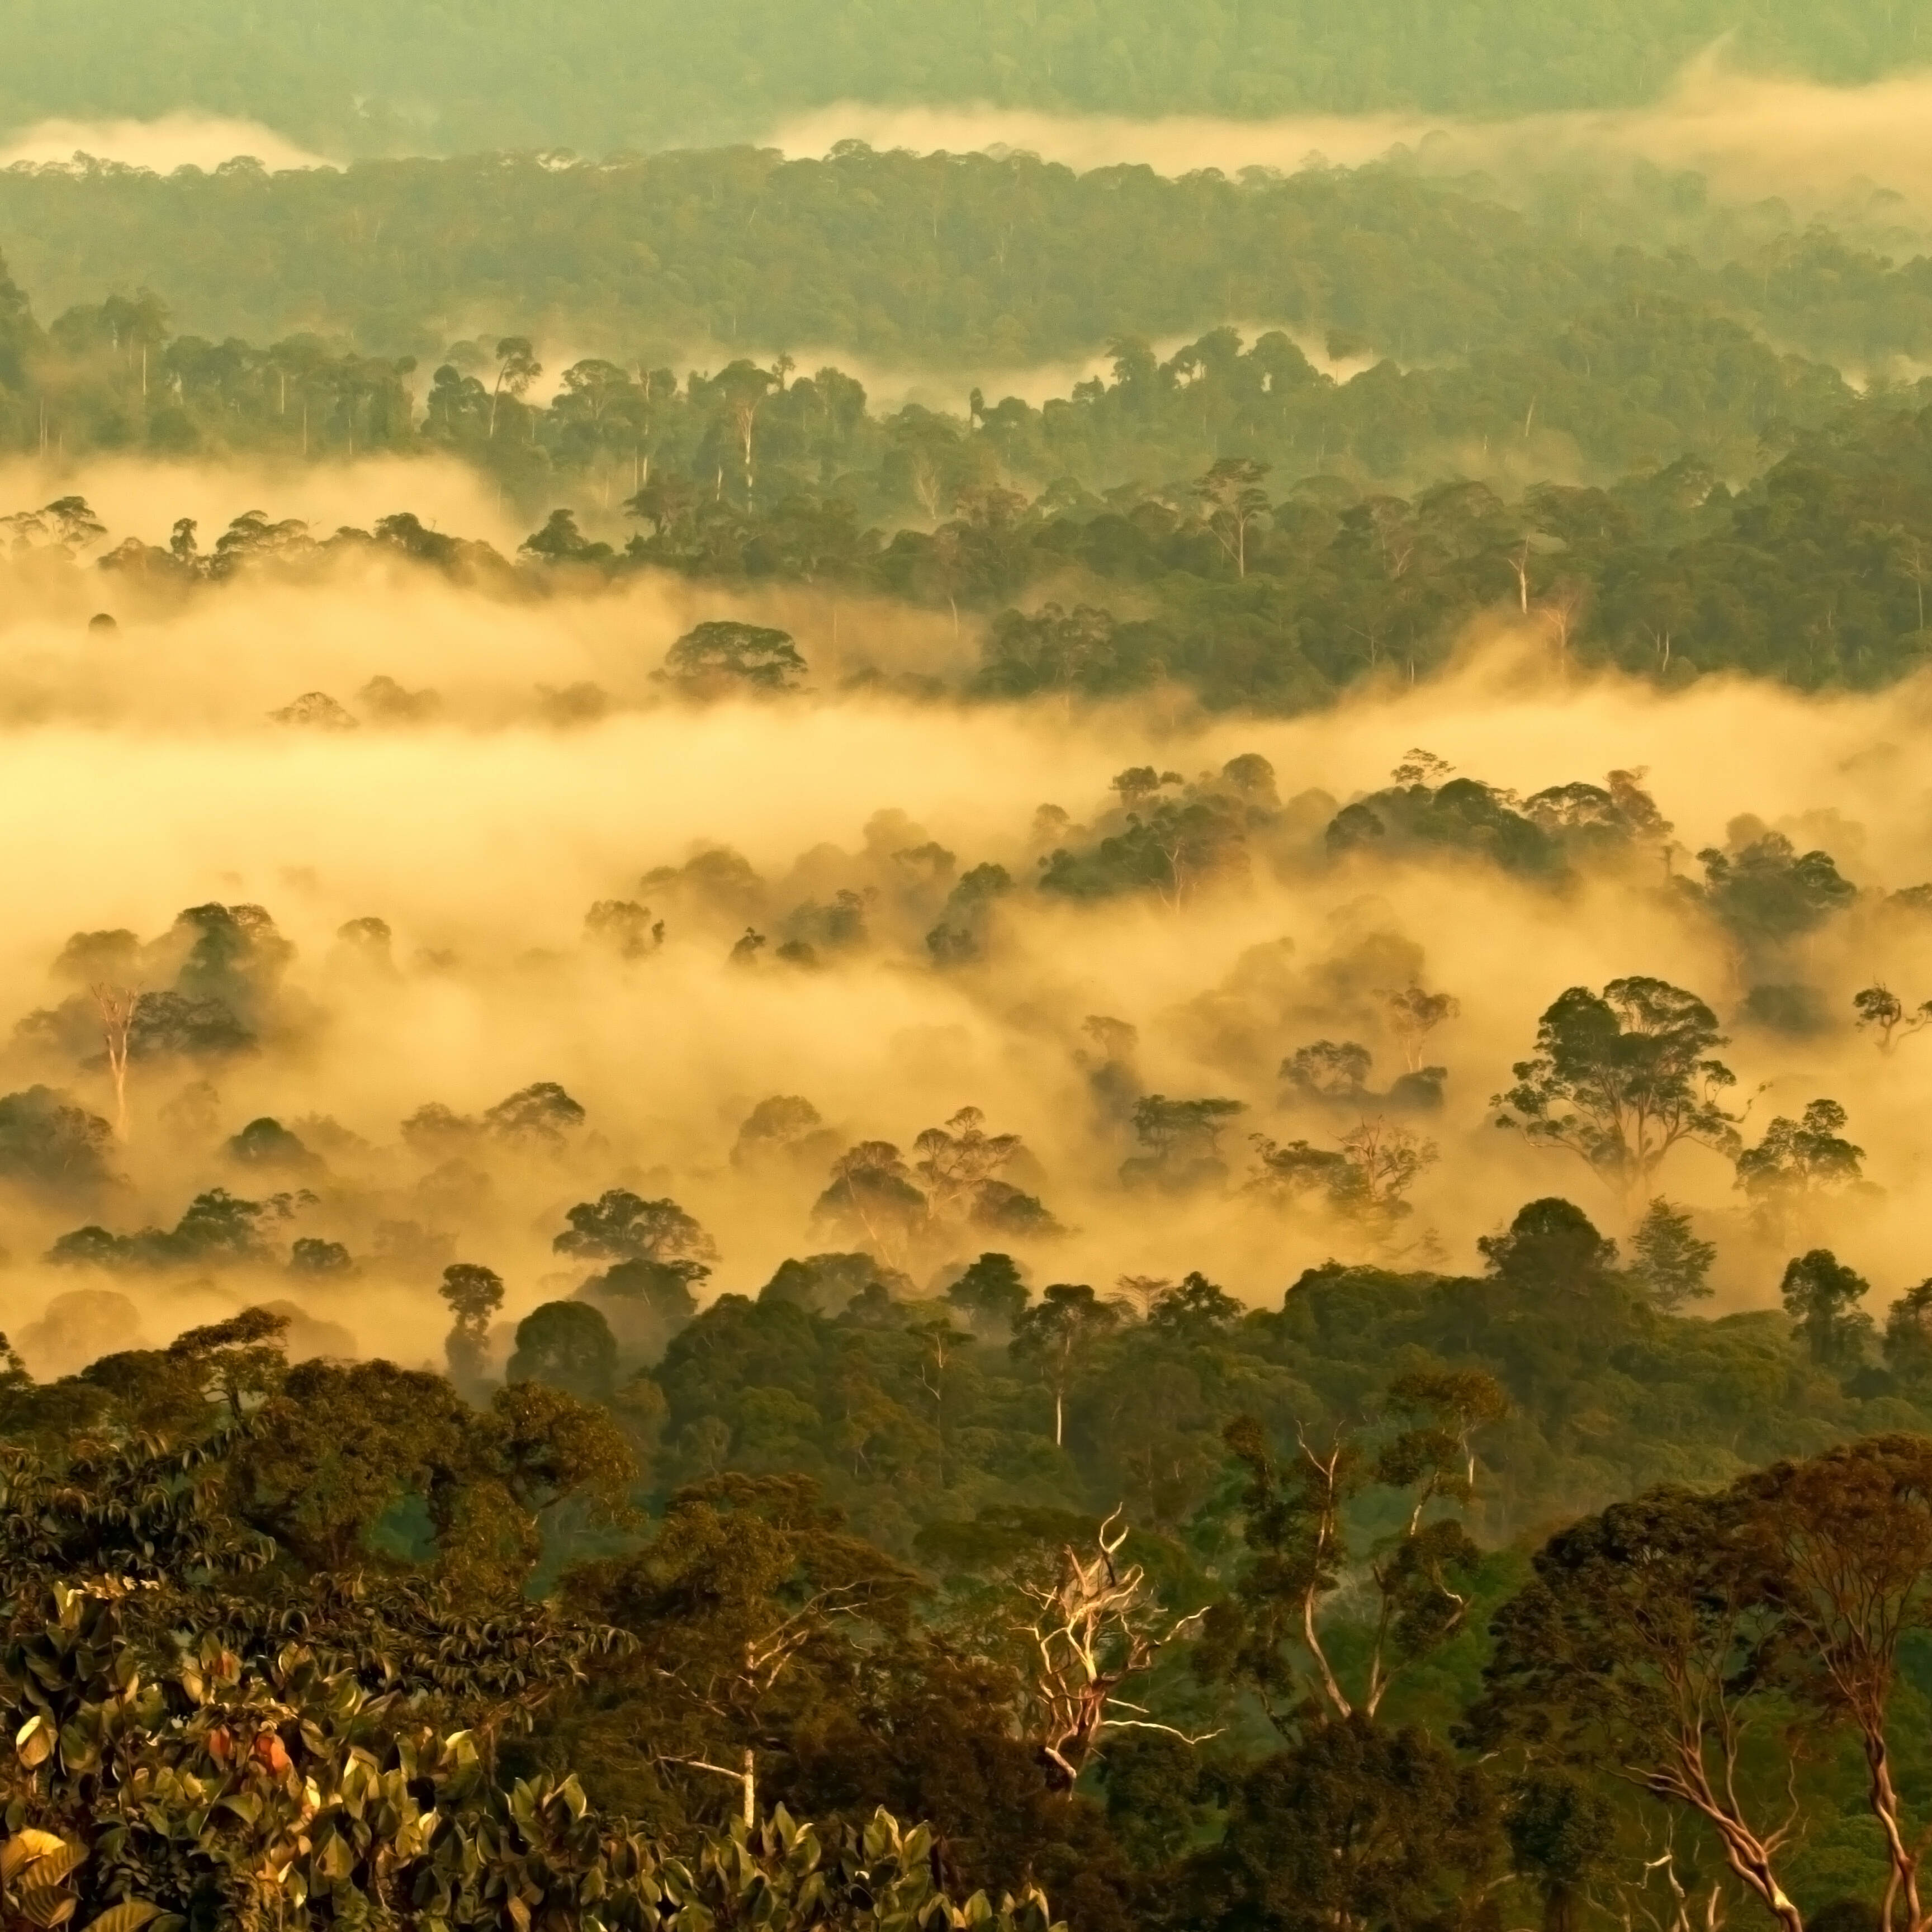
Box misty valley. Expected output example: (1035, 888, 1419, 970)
(10, 12, 1932, 1932)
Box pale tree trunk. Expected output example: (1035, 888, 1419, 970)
(91, 984, 136, 1140)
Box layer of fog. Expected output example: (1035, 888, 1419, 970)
(768, 55, 1932, 235)
(16, 54, 1932, 249)
(0, 454, 531, 556)
(0, 113, 338, 174)
(6, 543, 1932, 1382)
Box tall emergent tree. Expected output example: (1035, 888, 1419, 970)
(1494, 977, 1741, 1213)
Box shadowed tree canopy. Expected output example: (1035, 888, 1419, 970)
(1494, 976, 1741, 1205)
(662, 621, 808, 695)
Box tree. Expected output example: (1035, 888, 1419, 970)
(506, 1300, 620, 1402)
(1693, 830, 1855, 952)
(1010, 1285, 1124, 1447)
(1494, 977, 1742, 1209)
(583, 1256, 702, 1328)
(709, 359, 776, 501)
(1120, 1095, 1245, 1192)
(1855, 985, 1932, 1052)
(913, 1106, 1022, 1217)
(488, 333, 540, 437)
(1014, 1512, 1210, 1787)
(812, 1144, 930, 1267)
(558, 1472, 921, 1824)
(554, 1190, 718, 1283)
(1384, 983, 1460, 1072)
(440, 1260, 505, 1393)
(289, 1235, 353, 1276)
(760, 1252, 908, 1318)
(125, 988, 253, 1060)
(733, 1096, 840, 1172)
(586, 898, 666, 958)
(227, 1357, 470, 1569)
(1475, 1196, 1619, 1295)
(483, 1079, 587, 1149)
(1627, 1197, 1716, 1310)
(580, 1256, 703, 1370)
(226, 1114, 320, 1171)
(662, 621, 807, 695)
(47, 1186, 286, 1271)
(1191, 457, 1271, 579)
(1198, 1372, 1504, 1733)
(1147, 1272, 1242, 1339)
(1735, 1098, 1865, 1241)
(1503, 1772, 1616, 1932)
(1280, 1040, 1372, 1103)
(946, 1252, 1029, 1333)
(1737, 1437, 1932, 1932)
(0, 1086, 116, 1195)
(522, 508, 615, 564)
(1780, 1248, 1873, 1368)
(1248, 1118, 1438, 1252)
(88, 982, 136, 1139)
(1471, 1486, 1804, 1932)
(926, 863, 1014, 964)
(1109, 766, 1179, 813)
(1200, 1714, 1501, 1932)
(1885, 1281, 1932, 1385)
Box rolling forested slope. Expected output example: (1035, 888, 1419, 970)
(2, 148, 1931, 375)
(0, 0, 1927, 153)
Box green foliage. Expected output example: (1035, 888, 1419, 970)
(0, 1580, 1057, 1932)
(1010, 1288, 1125, 1449)
(509, 1304, 622, 1405)
(0, 152, 1916, 486)
(5, 0, 1932, 159)
(1627, 1198, 1716, 1311)
(1781, 1248, 1874, 1369)
(1196, 1372, 1502, 1735)
(46, 1186, 297, 1272)
(0, 1085, 116, 1195)
(555, 1193, 717, 1280)
(1195, 1713, 1501, 1932)
(1494, 977, 1741, 1205)
(1736, 1099, 1867, 1241)
(945, 1254, 1030, 1334)
(661, 621, 807, 695)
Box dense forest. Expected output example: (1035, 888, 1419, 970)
(0, 0, 1929, 153)
(4, 149, 1932, 371)
(12, 385, 1932, 705)
(8, 143, 1932, 714)
(12, 12, 1932, 1930)
(4, 660, 1932, 1925)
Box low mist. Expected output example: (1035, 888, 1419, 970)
(3, 467, 1931, 1388)
(0, 112, 337, 173)
(769, 56, 1932, 231)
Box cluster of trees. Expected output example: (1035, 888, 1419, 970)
(16, 334, 1932, 713)
(0, 778, 1917, 1443)
(0, 748, 1910, 1316)
(4, 148, 1932, 475)
(0, 636, 1925, 1930)
(596, 395, 1932, 703)
(0, 1310, 1061, 1931)
(14, 1199, 1932, 1928)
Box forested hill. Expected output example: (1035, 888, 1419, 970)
(3, 146, 1932, 377)
(0, 0, 1926, 153)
